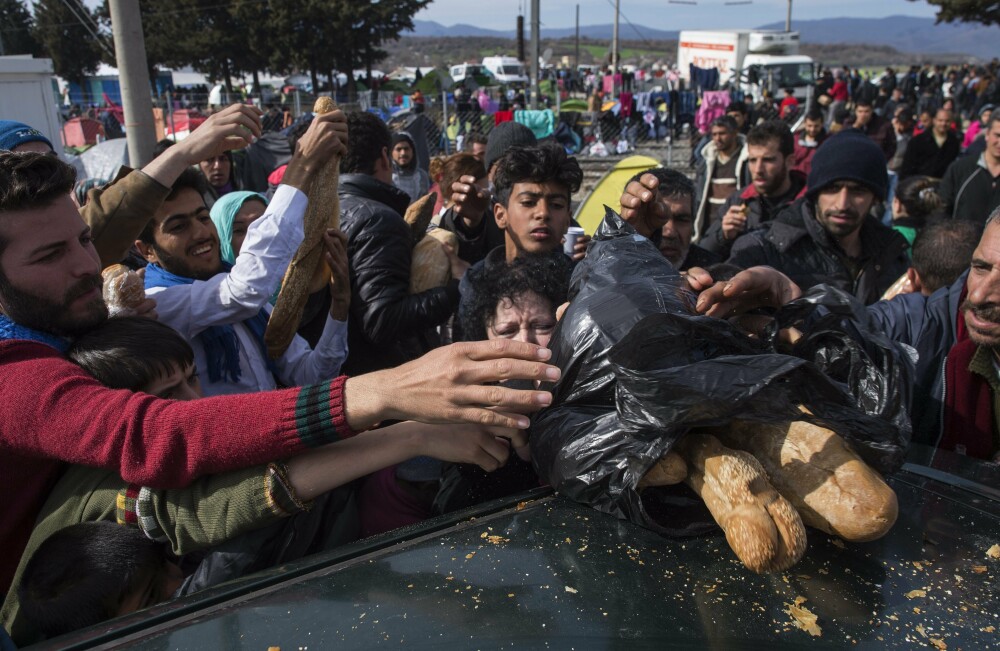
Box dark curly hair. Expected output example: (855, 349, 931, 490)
(0, 151, 76, 213)
(341, 111, 391, 175)
(460, 253, 572, 342)
(492, 144, 583, 208)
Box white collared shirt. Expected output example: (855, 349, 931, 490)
(148, 184, 348, 396)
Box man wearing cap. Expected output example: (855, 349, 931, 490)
(939, 111, 1000, 223)
(726, 129, 910, 305)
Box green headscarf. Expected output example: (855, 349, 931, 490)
(209, 191, 268, 264)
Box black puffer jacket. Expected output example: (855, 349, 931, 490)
(339, 174, 459, 375)
(700, 169, 808, 257)
(727, 197, 910, 305)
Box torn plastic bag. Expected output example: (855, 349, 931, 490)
(531, 208, 913, 535)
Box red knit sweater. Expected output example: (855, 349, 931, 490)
(0, 340, 353, 595)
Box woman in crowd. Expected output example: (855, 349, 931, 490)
(209, 191, 269, 264)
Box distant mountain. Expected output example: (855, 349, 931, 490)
(757, 15, 997, 60)
(408, 16, 997, 60)
(409, 20, 678, 41)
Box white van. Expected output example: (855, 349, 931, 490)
(450, 63, 487, 84)
(481, 56, 529, 86)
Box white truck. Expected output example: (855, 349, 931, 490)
(481, 56, 529, 86)
(0, 56, 62, 150)
(677, 30, 814, 102)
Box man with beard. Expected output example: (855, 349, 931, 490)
(790, 110, 827, 176)
(701, 121, 807, 258)
(136, 159, 350, 396)
(689, 205, 1000, 458)
(727, 129, 909, 305)
(389, 131, 430, 204)
(0, 149, 562, 597)
(851, 97, 896, 162)
(624, 168, 720, 271)
(692, 116, 750, 243)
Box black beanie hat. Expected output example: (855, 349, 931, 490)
(806, 128, 888, 201)
(485, 122, 537, 173)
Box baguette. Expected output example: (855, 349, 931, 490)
(714, 419, 897, 542)
(678, 433, 807, 574)
(637, 451, 687, 490)
(265, 97, 341, 359)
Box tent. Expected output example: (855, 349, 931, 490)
(572, 155, 661, 234)
(61, 118, 104, 148)
(163, 109, 207, 139)
(72, 138, 129, 182)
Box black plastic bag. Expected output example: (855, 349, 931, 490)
(531, 208, 913, 535)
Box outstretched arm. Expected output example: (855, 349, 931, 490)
(85, 104, 265, 267)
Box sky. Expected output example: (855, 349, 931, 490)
(414, 0, 939, 31)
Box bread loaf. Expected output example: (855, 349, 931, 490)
(404, 192, 438, 246)
(637, 451, 687, 490)
(265, 97, 341, 359)
(408, 229, 458, 294)
(678, 433, 807, 573)
(714, 419, 898, 542)
(101, 264, 145, 315)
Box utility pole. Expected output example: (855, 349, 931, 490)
(786, 0, 792, 32)
(611, 0, 620, 93)
(109, 0, 156, 167)
(575, 5, 580, 70)
(530, 0, 540, 109)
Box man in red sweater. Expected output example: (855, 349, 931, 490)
(0, 148, 560, 595)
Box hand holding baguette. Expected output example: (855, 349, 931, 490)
(265, 98, 345, 358)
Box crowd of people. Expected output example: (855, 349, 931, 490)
(0, 53, 999, 645)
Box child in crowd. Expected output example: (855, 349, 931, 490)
(8, 318, 524, 644)
(891, 175, 945, 246)
(18, 522, 184, 641)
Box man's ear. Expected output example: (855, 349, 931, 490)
(906, 267, 924, 294)
(135, 239, 158, 265)
(494, 200, 507, 230)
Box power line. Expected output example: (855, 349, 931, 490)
(601, 0, 658, 49)
(56, 0, 114, 56)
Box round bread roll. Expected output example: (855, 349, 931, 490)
(102, 264, 145, 312)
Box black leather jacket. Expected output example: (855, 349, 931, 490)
(339, 174, 459, 375)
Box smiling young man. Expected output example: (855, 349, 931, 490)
(727, 129, 909, 305)
(701, 121, 807, 257)
(136, 114, 352, 397)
